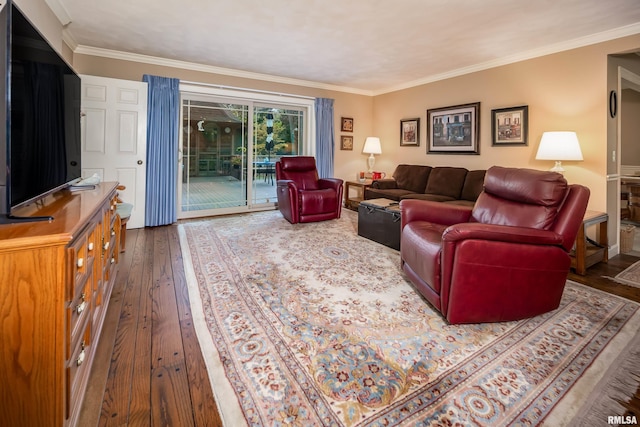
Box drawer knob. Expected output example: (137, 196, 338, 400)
(76, 293, 86, 315)
(88, 242, 94, 251)
(103, 241, 110, 250)
(77, 257, 84, 268)
(111, 229, 116, 236)
(76, 345, 86, 367)
(110, 257, 115, 264)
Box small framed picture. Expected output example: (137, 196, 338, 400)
(400, 118, 420, 146)
(340, 135, 353, 150)
(341, 117, 354, 132)
(491, 105, 528, 146)
(427, 102, 480, 155)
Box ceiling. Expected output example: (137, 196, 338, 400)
(53, 0, 640, 94)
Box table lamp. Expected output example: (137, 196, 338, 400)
(535, 131, 583, 174)
(363, 137, 382, 172)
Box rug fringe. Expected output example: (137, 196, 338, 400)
(602, 275, 638, 287)
(605, 259, 640, 289)
(567, 327, 640, 426)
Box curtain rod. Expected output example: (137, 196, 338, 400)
(179, 80, 316, 101)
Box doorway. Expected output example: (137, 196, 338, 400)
(618, 67, 640, 255)
(178, 91, 310, 219)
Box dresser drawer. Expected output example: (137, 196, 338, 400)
(67, 277, 92, 358)
(87, 221, 100, 286)
(104, 232, 118, 282)
(67, 233, 89, 301)
(66, 319, 92, 420)
(103, 203, 114, 242)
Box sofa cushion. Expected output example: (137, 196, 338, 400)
(459, 170, 486, 201)
(365, 187, 415, 201)
(424, 167, 469, 199)
(393, 165, 432, 194)
(400, 193, 456, 202)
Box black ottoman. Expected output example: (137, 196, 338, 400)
(357, 198, 401, 250)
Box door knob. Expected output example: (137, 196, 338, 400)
(137, 160, 143, 165)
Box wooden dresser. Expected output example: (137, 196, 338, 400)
(0, 182, 121, 427)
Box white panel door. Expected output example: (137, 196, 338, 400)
(80, 75, 148, 229)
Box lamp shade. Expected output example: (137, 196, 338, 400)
(535, 131, 583, 161)
(362, 137, 382, 154)
(535, 131, 583, 174)
(362, 137, 382, 172)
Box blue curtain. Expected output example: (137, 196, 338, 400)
(315, 98, 335, 178)
(143, 75, 180, 226)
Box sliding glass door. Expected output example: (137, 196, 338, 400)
(251, 105, 304, 204)
(178, 93, 309, 218)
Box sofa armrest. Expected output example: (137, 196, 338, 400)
(400, 199, 473, 228)
(371, 179, 398, 190)
(443, 222, 565, 247)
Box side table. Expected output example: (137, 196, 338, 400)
(344, 179, 372, 211)
(570, 210, 608, 275)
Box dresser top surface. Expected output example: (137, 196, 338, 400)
(0, 182, 118, 248)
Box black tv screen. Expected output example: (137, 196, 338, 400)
(8, 2, 81, 209)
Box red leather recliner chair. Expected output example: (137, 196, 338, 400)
(276, 156, 344, 224)
(400, 166, 590, 324)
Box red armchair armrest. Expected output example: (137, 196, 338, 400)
(277, 178, 297, 188)
(443, 222, 565, 247)
(318, 178, 343, 191)
(276, 179, 300, 223)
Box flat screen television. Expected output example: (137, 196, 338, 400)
(0, 0, 81, 223)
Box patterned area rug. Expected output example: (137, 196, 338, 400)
(612, 259, 640, 289)
(178, 210, 640, 426)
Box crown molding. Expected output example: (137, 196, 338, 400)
(62, 28, 77, 51)
(373, 22, 640, 96)
(44, 0, 72, 26)
(71, 22, 640, 97)
(72, 44, 374, 96)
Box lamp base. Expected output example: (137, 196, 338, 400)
(549, 161, 565, 174)
(367, 154, 375, 173)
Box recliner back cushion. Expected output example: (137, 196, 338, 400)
(392, 164, 432, 193)
(424, 167, 468, 199)
(278, 156, 320, 190)
(471, 166, 568, 229)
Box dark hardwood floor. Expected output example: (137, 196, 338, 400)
(78, 225, 640, 426)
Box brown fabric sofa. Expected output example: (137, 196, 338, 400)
(364, 164, 486, 207)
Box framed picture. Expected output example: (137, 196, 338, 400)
(400, 118, 420, 146)
(427, 102, 480, 154)
(340, 135, 353, 150)
(341, 117, 354, 132)
(491, 105, 528, 146)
